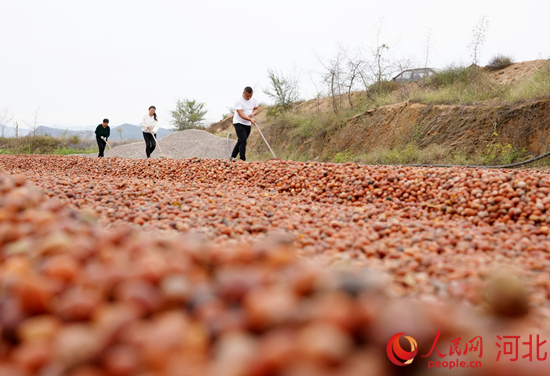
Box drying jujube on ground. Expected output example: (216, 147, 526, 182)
(1, 155, 550, 375)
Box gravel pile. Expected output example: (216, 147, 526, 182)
(82, 129, 236, 159)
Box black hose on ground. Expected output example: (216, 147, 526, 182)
(401, 150, 550, 169)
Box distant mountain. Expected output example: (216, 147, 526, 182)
(34, 126, 91, 139)
(1, 124, 172, 141)
(0, 126, 31, 138)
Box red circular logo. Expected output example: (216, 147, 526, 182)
(386, 333, 418, 366)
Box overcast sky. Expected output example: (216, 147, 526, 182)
(1, 0, 548, 130)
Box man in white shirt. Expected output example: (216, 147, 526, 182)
(231, 86, 258, 161)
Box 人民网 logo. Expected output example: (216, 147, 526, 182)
(387, 333, 418, 366)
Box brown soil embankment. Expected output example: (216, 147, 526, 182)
(247, 99, 550, 161)
(335, 99, 550, 156)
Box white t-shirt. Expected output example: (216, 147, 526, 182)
(141, 114, 159, 133)
(233, 96, 258, 126)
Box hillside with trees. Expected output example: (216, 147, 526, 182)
(208, 59, 550, 167)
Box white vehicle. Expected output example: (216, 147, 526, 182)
(392, 68, 438, 82)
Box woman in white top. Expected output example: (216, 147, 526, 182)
(141, 105, 159, 158)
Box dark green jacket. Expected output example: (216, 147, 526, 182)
(95, 124, 110, 140)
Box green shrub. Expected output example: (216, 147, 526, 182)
(332, 150, 352, 163)
(484, 141, 528, 165)
(368, 80, 399, 95)
(424, 65, 480, 88)
(486, 54, 514, 71)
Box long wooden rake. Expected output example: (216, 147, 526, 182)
(104, 139, 119, 157)
(151, 133, 172, 159)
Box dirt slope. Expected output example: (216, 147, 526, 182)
(483, 59, 547, 84)
(313, 99, 550, 158)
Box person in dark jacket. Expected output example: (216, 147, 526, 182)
(95, 119, 110, 157)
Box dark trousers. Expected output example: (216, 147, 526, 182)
(231, 123, 251, 161)
(143, 132, 156, 158)
(96, 136, 106, 157)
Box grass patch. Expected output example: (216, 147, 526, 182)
(250, 108, 357, 162)
(333, 141, 529, 167)
(371, 90, 407, 107)
(335, 142, 528, 167)
(410, 61, 550, 105)
(358, 143, 451, 165)
(413, 65, 506, 104)
(366, 62, 549, 106)
(526, 151, 550, 169)
(53, 146, 99, 155)
(505, 60, 550, 101)
(0, 135, 98, 155)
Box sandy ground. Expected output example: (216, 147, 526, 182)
(485, 59, 547, 85)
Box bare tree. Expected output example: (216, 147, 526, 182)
(316, 24, 411, 109)
(0, 108, 13, 138)
(317, 47, 346, 114)
(331, 46, 379, 103)
(25, 107, 40, 137)
(357, 60, 374, 93)
(323, 45, 369, 111)
(309, 73, 323, 116)
(364, 21, 394, 84)
(356, 20, 404, 101)
(372, 44, 390, 83)
(424, 28, 434, 69)
(117, 126, 123, 141)
(469, 15, 489, 66)
(343, 49, 368, 109)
